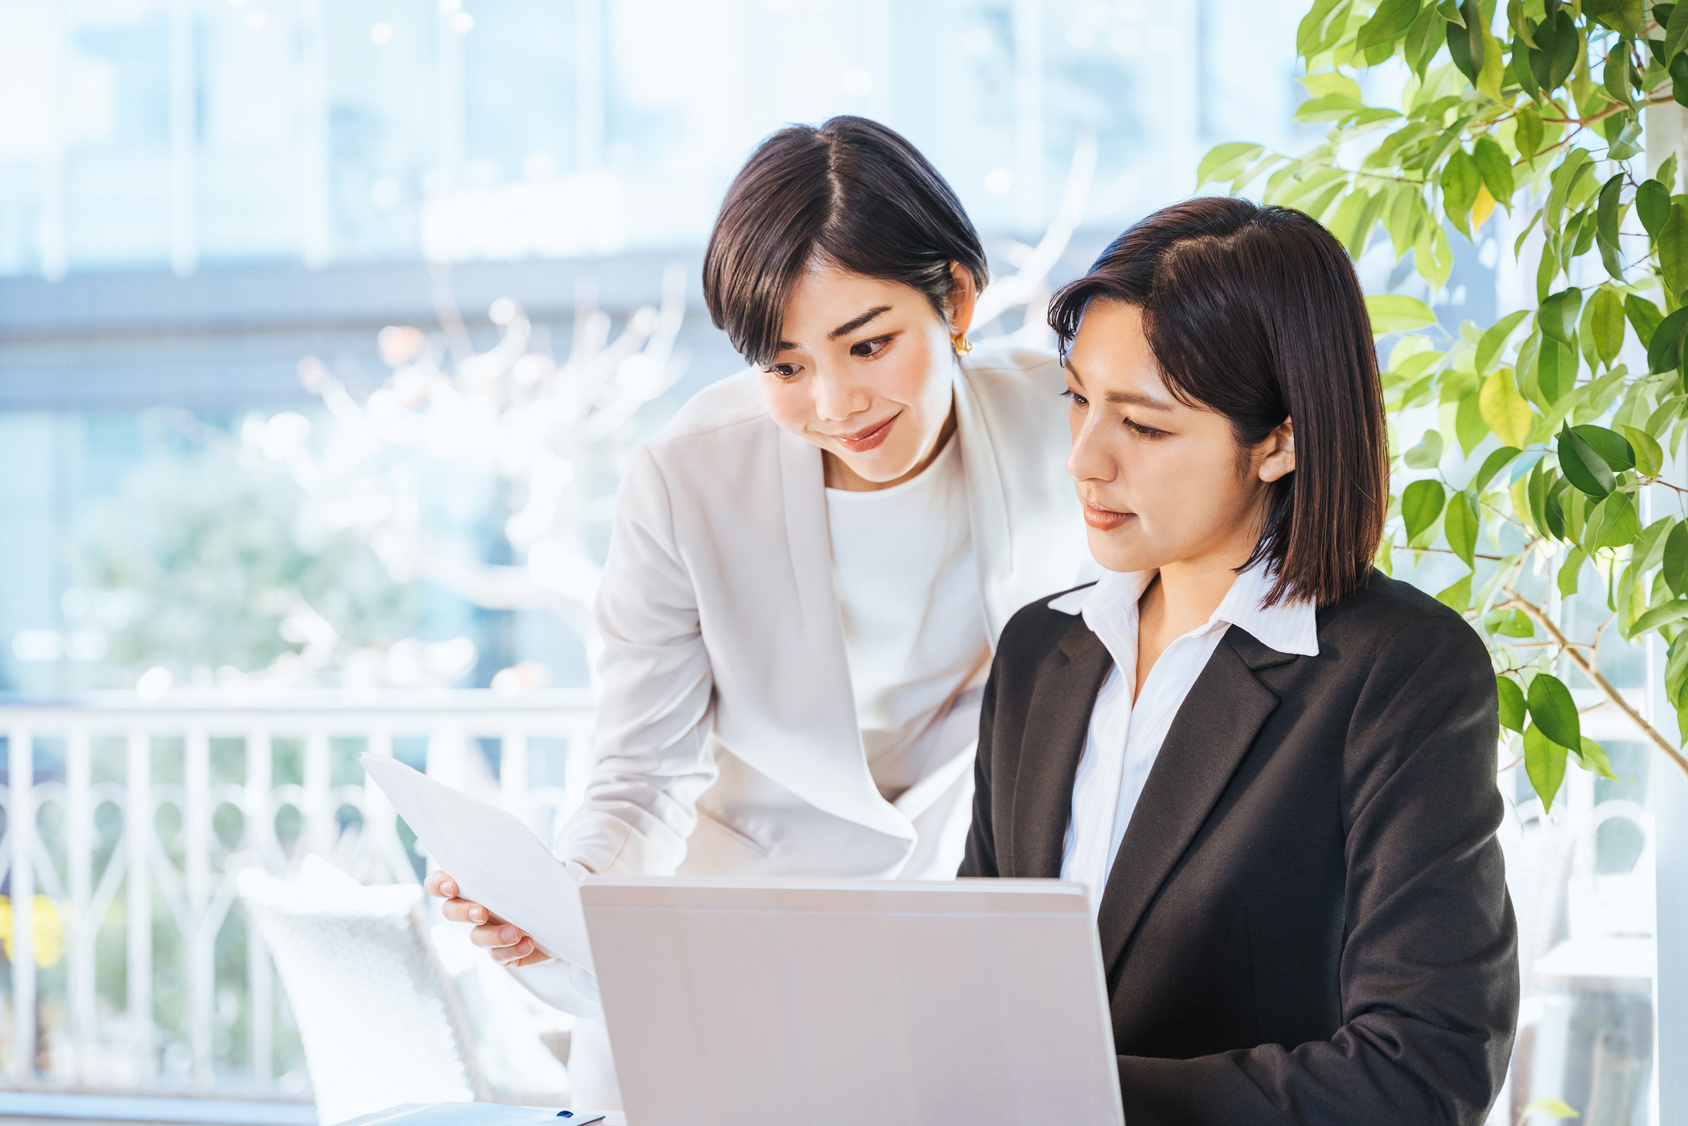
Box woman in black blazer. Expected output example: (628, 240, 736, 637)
(960, 197, 1519, 1125)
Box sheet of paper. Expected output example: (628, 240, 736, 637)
(361, 753, 594, 973)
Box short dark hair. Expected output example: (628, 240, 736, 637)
(1050, 197, 1388, 608)
(703, 116, 989, 365)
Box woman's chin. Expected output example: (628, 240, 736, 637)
(833, 445, 922, 486)
(1085, 528, 1147, 574)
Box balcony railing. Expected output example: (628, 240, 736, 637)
(0, 690, 594, 1095)
(0, 686, 1663, 1122)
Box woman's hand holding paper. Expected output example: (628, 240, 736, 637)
(425, 871, 551, 968)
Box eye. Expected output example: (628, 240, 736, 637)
(1123, 417, 1168, 439)
(850, 334, 892, 359)
(1061, 388, 1088, 407)
(764, 363, 802, 381)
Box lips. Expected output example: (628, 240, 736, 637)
(1082, 500, 1133, 531)
(832, 412, 899, 453)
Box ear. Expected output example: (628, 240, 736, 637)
(946, 261, 980, 335)
(1256, 416, 1295, 483)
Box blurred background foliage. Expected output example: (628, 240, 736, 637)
(1203, 0, 1688, 809)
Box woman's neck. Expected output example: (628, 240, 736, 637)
(1139, 557, 1245, 641)
(1133, 531, 1262, 691)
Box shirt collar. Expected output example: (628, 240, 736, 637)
(1048, 561, 1319, 657)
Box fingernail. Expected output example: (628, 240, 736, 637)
(471, 907, 485, 923)
(501, 926, 518, 943)
(442, 880, 456, 896)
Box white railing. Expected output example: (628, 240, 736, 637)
(0, 685, 1663, 1117)
(0, 690, 595, 1094)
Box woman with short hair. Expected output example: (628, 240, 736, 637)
(961, 196, 1519, 1124)
(429, 115, 1088, 1104)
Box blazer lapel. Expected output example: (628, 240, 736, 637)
(1010, 616, 1114, 877)
(951, 365, 1016, 642)
(1093, 626, 1300, 973)
(773, 427, 914, 839)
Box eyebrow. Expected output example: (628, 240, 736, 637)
(1065, 360, 1177, 411)
(828, 305, 892, 340)
(773, 305, 894, 352)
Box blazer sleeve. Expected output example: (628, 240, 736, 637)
(1116, 617, 1518, 1126)
(551, 443, 719, 876)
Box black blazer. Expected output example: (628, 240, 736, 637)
(960, 572, 1518, 1125)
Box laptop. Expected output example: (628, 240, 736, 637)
(580, 877, 1124, 1126)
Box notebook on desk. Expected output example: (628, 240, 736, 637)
(582, 877, 1124, 1126)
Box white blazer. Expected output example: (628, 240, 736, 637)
(553, 341, 1088, 881)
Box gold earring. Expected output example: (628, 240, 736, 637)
(952, 333, 973, 354)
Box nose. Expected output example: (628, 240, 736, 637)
(813, 367, 870, 423)
(1066, 407, 1115, 485)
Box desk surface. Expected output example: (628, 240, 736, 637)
(337, 1107, 623, 1126)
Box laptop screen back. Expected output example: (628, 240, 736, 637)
(580, 877, 1123, 1126)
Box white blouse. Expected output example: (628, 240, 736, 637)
(825, 435, 991, 804)
(1050, 562, 1319, 912)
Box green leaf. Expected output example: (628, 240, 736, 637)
(1472, 446, 1521, 493)
(1624, 294, 1664, 351)
(1444, 490, 1479, 567)
(1559, 545, 1587, 599)
(1472, 136, 1514, 204)
(1586, 0, 1644, 35)
(1455, 391, 1487, 456)
(1301, 72, 1362, 100)
(1402, 478, 1446, 542)
(1589, 491, 1641, 551)
(1544, 482, 1569, 540)
(1446, 0, 1485, 82)
(1197, 142, 1264, 187)
(1603, 40, 1634, 106)
(1524, 724, 1569, 812)
(1511, 29, 1542, 95)
(1489, 608, 1535, 638)
(1575, 737, 1621, 781)
(1664, 521, 1688, 597)
(1441, 149, 1482, 235)
(1480, 371, 1535, 447)
(1620, 425, 1664, 477)
(1436, 573, 1472, 611)
(1596, 176, 1625, 277)
(1520, 1096, 1580, 1120)
(1367, 294, 1438, 332)
(1530, 8, 1579, 92)
(1569, 424, 1636, 471)
(1295, 0, 1344, 56)
(1558, 426, 1617, 498)
(1404, 429, 1445, 469)
(1638, 178, 1672, 238)
(1546, 151, 1594, 233)
(1661, 203, 1688, 299)
(1633, 598, 1688, 633)
(1538, 339, 1578, 404)
(1497, 676, 1527, 731)
(1476, 310, 1529, 372)
(1667, 0, 1688, 65)
(1516, 105, 1544, 159)
(1647, 306, 1688, 374)
(1538, 288, 1582, 345)
(1528, 672, 1582, 750)
(1405, 4, 1444, 74)
(1358, 0, 1424, 50)
(1590, 288, 1625, 367)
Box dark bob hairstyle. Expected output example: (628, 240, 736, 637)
(703, 116, 989, 365)
(1050, 196, 1388, 608)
